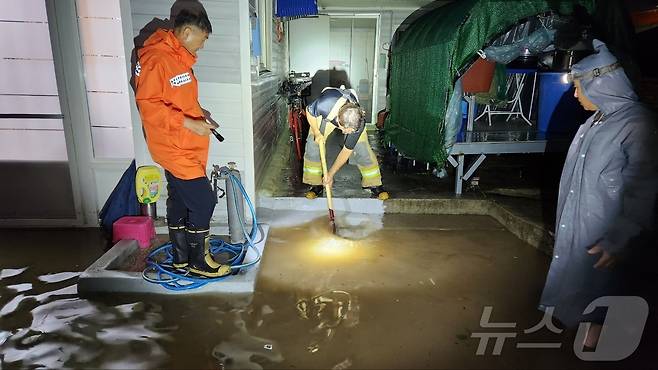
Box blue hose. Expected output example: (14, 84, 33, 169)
(142, 173, 261, 291)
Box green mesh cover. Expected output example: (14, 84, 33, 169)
(386, 0, 595, 165)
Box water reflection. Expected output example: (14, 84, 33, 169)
(335, 212, 383, 240)
(296, 290, 359, 354)
(3, 299, 171, 369)
(1, 284, 77, 316)
(0, 270, 172, 369)
(38, 272, 81, 284)
(0, 213, 602, 369)
(0, 268, 28, 280)
(211, 308, 283, 370)
(1, 266, 289, 370)
(6, 283, 32, 293)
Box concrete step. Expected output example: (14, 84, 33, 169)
(78, 225, 270, 296)
(257, 196, 385, 214)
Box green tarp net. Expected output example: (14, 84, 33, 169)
(385, 0, 595, 165)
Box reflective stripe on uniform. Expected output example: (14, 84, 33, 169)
(360, 164, 381, 179)
(303, 166, 322, 175)
(303, 160, 323, 185)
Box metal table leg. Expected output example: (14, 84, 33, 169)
(449, 153, 487, 196)
(463, 154, 487, 182)
(467, 95, 475, 132)
(456, 154, 464, 195)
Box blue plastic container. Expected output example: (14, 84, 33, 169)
(537, 72, 582, 133)
(456, 99, 468, 141)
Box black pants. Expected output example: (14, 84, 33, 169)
(165, 171, 216, 229)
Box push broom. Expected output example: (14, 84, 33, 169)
(318, 140, 337, 234)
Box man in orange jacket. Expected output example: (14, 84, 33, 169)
(135, 9, 225, 277)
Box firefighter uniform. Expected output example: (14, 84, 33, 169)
(302, 87, 383, 188)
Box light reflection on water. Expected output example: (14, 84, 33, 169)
(0, 269, 174, 369)
(211, 308, 284, 370)
(2, 299, 171, 369)
(296, 290, 359, 354)
(0, 268, 28, 280)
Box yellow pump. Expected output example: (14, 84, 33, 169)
(136, 165, 162, 204)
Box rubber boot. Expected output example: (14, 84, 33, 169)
(168, 224, 188, 269)
(368, 185, 390, 200)
(187, 228, 231, 278)
(305, 185, 324, 199)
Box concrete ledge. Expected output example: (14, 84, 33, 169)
(384, 198, 553, 255)
(78, 225, 269, 296)
(383, 198, 491, 215)
(258, 196, 553, 255)
(486, 201, 554, 256)
(258, 196, 384, 214)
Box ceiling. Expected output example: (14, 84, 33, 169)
(317, 0, 438, 10)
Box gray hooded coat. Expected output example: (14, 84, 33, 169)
(539, 40, 658, 328)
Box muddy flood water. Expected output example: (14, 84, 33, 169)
(0, 214, 654, 369)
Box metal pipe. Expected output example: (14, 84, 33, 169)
(215, 163, 246, 244)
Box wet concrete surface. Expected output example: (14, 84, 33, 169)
(1, 216, 656, 369)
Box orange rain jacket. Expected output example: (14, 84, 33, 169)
(135, 29, 208, 180)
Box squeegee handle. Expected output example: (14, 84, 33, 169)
(318, 141, 334, 211)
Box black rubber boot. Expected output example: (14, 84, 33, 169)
(187, 228, 231, 278)
(168, 224, 188, 269)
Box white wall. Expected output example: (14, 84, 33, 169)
(77, 0, 134, 160)
(287, 9, 415, 121)
(288, 16, 330, 78)
(290, 15, 379, 118)
(0, 0, 67, 161)
(305, 9, 416, 114)
(252, 2, 288, 189)
(55, 0, 135, 226)
(252, 77, 286, 189)
(125, 0, 255, 225)
(0, 0, 77, 221)
(75, 0, 136, 223)
(376, 9, 416, 113)
(328, 17, 377, 118)
(0, 0, 144, 225)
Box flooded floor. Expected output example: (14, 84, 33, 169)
(0, 216, 654, 369)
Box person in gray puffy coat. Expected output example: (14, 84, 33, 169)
(539, 40, 658, 348)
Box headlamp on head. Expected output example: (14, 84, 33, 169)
(563, 73, 573, 84)
(568, 62, 621, 84)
